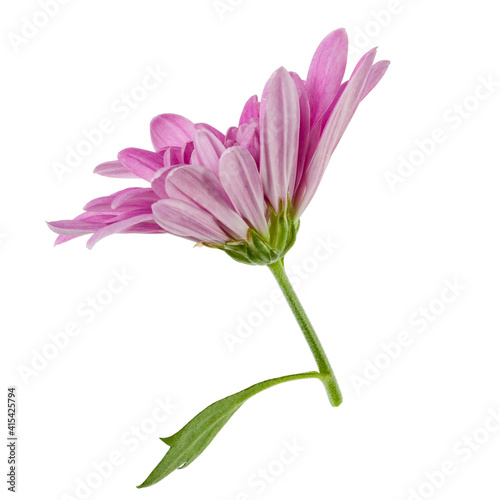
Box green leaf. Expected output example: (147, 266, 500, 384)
(137, 371, 321, 488)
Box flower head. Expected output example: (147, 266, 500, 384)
(49, 29, 389, 265)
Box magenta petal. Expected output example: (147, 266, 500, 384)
(181, 141, 195, 163)
(294, 48, 377, 217)
(165, 165, 249, 239)
(93, 160, 140, 179)
(225, 126, 238, 143)
(191, 129, 226, 174)
(361, 60, 390, 100)
(150, 113, 196, 152)
(152, 199, 229, 244)
(306, 29, 348, 128)
(117, 148, 164, 182)
(163, 146, 183, 167)
(239, 95, 260, 126)
(259, 67, 300, 211)
(219, 147, 268, 236)
(86, 214, 156, 249)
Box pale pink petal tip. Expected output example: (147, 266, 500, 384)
(93, 161, 139, 179)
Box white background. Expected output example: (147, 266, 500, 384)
(2, 1, 500, 499)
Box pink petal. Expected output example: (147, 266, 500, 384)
(306, 29, 348, 128)
(289, 72, 311, 195)
(49, 213, 113, 244)
(93, 160, 140, 179)
(219, 146, 268, 236)
(107, 208, 153, 223)
(47, 219, 108, 236)
(120, 221, 165, 234)
(239, 95, 260, 126)
(361, 60, 390, 100)
(259, 67, 300, 211)
(83, 195, 116, 213)
(150, 113, 195, 152)
(151, 165, 183, 198)
(83, 189, 137, 213)
(86, 213, 156, 249)
(55, 234, 82, 245)
(294, 48, 377, 217)
(165, 165, 249, 240)
(195, 123, 225, 143)
(236, 122, 260, 165)
(117, 148, 164, 182)
(152, 199, 229, 244)
(320, 81, 348, 132)
(190, 129, 226, 174)
(111, 188, 159, 210)
(83, 189, 158, 213)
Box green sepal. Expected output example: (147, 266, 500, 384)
(219, 199, 299, 266)
(222, 248, 252, 264)
(276, 209, 289, 253)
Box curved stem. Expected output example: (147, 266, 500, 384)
(268, 259, 343, 407)
(235, 370, 325, 399)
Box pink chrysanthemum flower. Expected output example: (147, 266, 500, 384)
(49, 29, 389, 265)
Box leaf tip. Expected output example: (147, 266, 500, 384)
(160, 436, 175, 446)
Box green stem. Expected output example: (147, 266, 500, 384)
(268, 259, 343, 407)
(234, 370, 325, 399)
